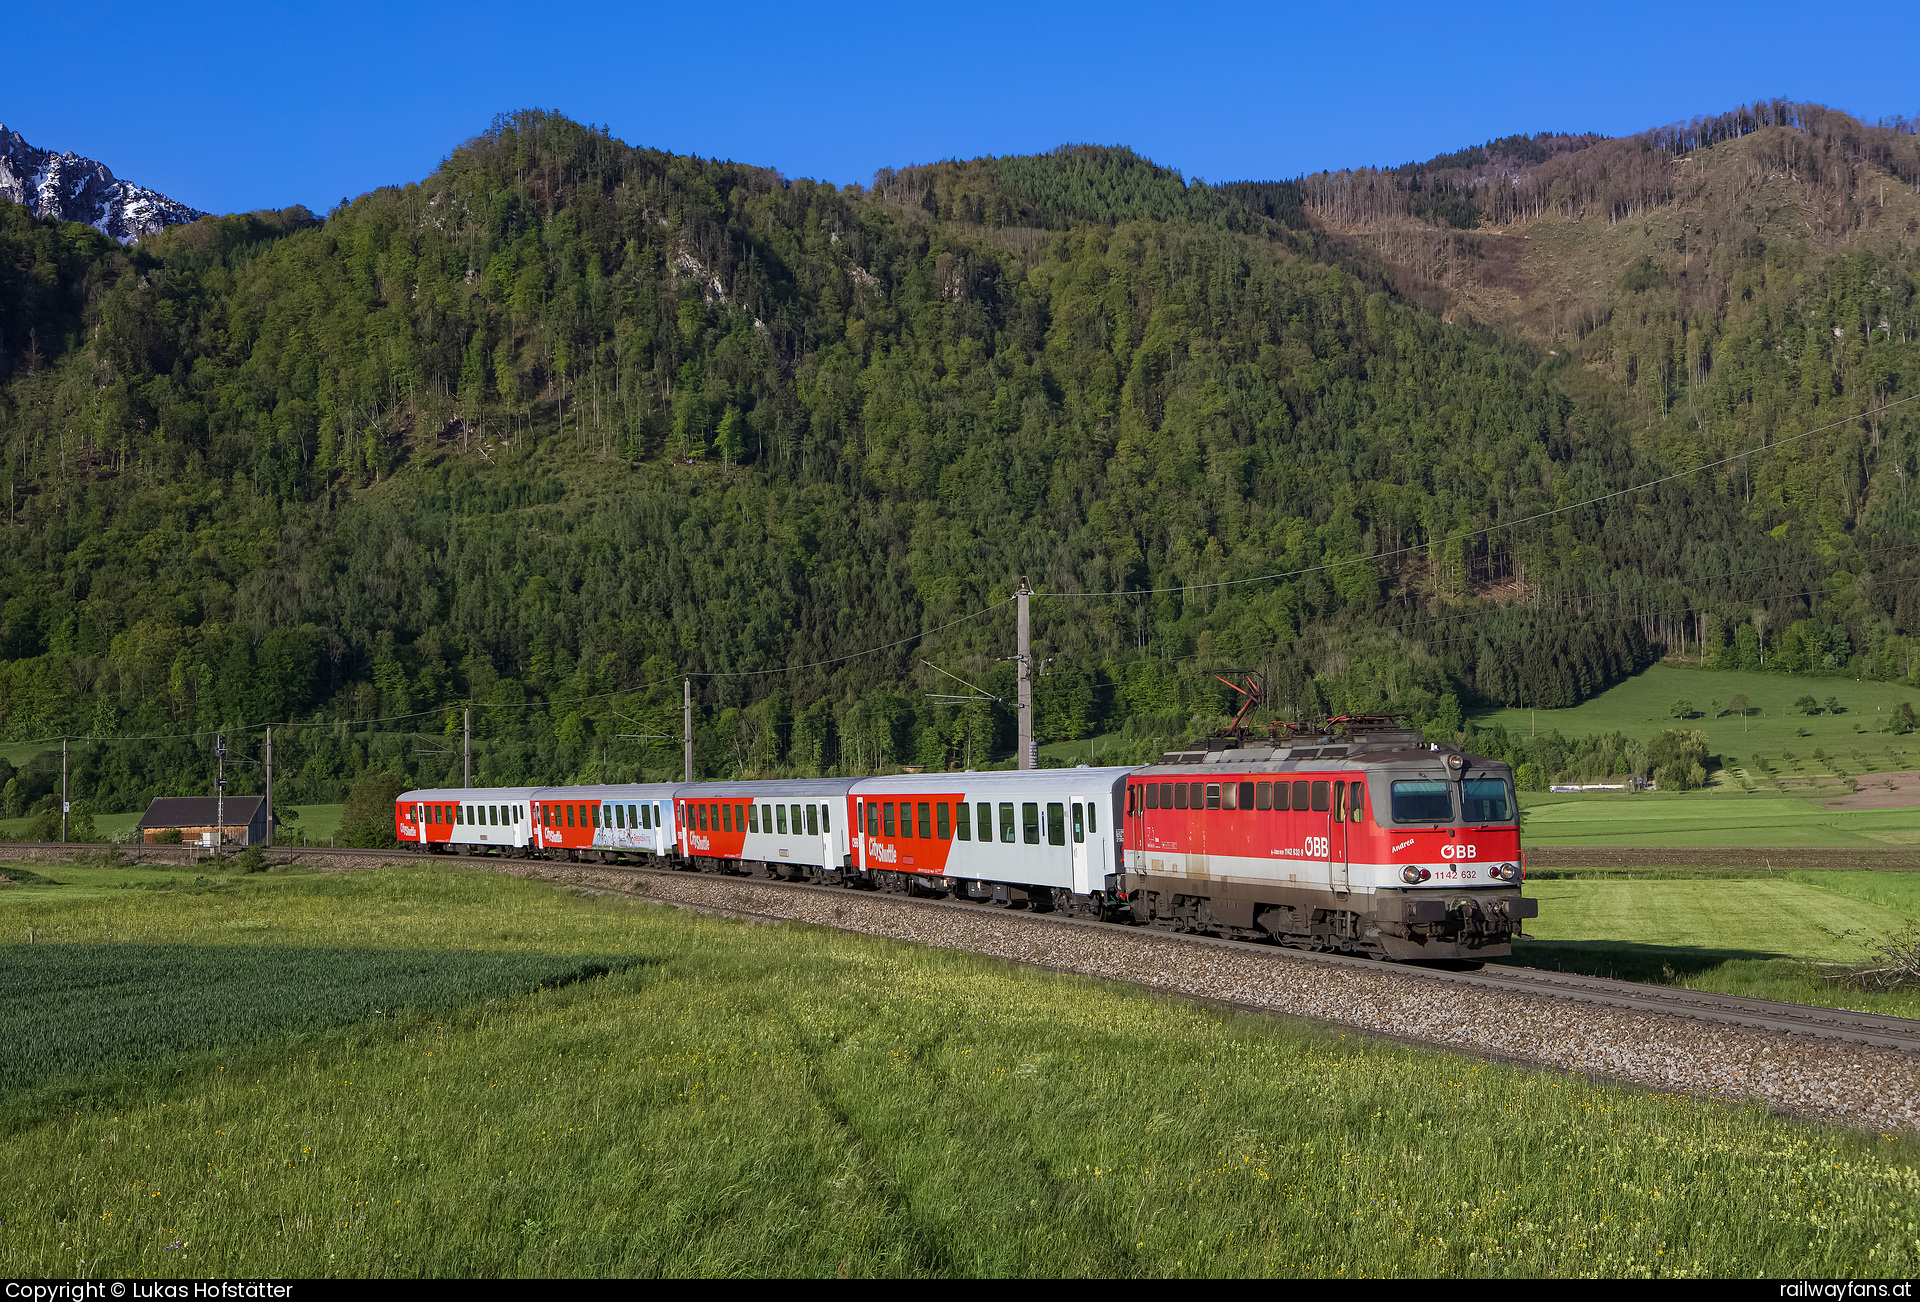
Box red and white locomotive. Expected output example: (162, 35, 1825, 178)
(394, 717, 1533, 961)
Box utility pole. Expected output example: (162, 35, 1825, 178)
(1017, 575, 1034, 771)
(264, 727, 273, 848)
(60, 739, 67, 844)
(463, 708, 471, 788)
(683, 677, 694, 782)
(215, 732, 227, 854)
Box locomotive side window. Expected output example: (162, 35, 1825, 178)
(1145, 784, 1159, 810)
(1255, 781, 1272, 811)
(1047, 802, 1066, 846)
(999, 802, 1016, 843)
(1205, 783, 1221, 810)
(1311, 782, 1330, 812)
(1462, 778, 1512, 822)
(937, 802, 951, 839)
(1292, 780, 1309, 809)
(1391, 780, 1453, 822)
(1238, 781, 1255, 810)
(1350, 782, 1365, 822)
(917, 802, 932, 839)
(1222, 783, 1238, 811)
(1023, 802, 1041, 845)
(1332, 784, 1346, 821)
(979, 802, 994, 842)
(807, 804, 819, 837)
(1173, 784, 1188, 810)
(1190, 782, 1205, 809)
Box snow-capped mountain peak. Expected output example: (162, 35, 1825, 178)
(0, 124, 205, 242)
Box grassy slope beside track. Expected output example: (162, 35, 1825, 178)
(1518, 788, 1920, 848)
(2, 861, 1919, 1278)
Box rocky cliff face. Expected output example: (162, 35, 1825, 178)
(0, 124, 205, 242)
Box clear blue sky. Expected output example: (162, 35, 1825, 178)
(8, 0, 1915, 216)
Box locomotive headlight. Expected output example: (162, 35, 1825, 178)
(1491, 862, 1520, 882)
(1445, 751, 1467, 777)
(1401, 865, 1431, 884)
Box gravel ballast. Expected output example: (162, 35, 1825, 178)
(513, 863, 1920, 1134)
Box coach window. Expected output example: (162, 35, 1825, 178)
(999, 802, 1016, 843)
(900, 802, 914, 838)
(979, 802, 994, 842)
(866, 803, 879, 836)
(1350, 782, 1366, 823)
(1173, 783, 1188, 810)
(655, 802, 664, 827)
(1292, 780, 1309, 809)
(723, 804, 733, 833)
(1072, 803, 1085, 843)
(820, 804, 830, 832)
(1023, 802, 1040, 845)
(954, 802, 969, 840)
(917, 802, 931, 839)
(1255, 781, 1272, 811)
(771, 804, 784, 834)
(640, 804, 652, 830)
(790, 805, 802, 836)
(747, 804, 758, 833)
(806, 804, 819, 837)
(1310, 781, 1330, 812)
(1087, 802, 1096, 834)
(936, 802, 951, 839)
(875, 802, 890, 836)
(562, 805, 572, 828)
(1046, 802, 1066, 846)
(493, 806, 502, 825)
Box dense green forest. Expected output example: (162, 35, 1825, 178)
(0, 106, 1916, 823)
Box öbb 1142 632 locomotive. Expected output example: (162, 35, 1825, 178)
(393, 717, 1536, 961)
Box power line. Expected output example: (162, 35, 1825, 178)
(1034, 394, 1920, 599)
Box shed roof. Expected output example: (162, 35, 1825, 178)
(137, 796, 270, 829)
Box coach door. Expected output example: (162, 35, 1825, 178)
(853, 798, 866, 873)
(1070, 798, 1091, 892)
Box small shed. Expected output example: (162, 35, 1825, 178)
(136, 796, 273, 847)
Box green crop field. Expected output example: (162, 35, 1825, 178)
(1507, 871, 1920, 1017)
(1517, 788, 1920, 848)
(1474, 663, 1920, 775)
(1, 862, 1917, 1278)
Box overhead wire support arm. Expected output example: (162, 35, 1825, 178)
(921, 660, 1003, 705)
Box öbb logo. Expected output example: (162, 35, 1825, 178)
(1440, 842, 1478, 860)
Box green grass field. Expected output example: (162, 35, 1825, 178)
(3, 862, 1916, 1278)
(1518, 788, 1920, 847)
(1475, 662, 1920, 776)
(1506, 871, 1920, 1017)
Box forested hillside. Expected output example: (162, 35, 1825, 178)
(0, 105, 1916, 821)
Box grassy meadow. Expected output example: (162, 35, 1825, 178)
(1474, 663, 1920, 781)
(2, 861, 1917, 1278)
(1508, 871, 1920, 1018)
